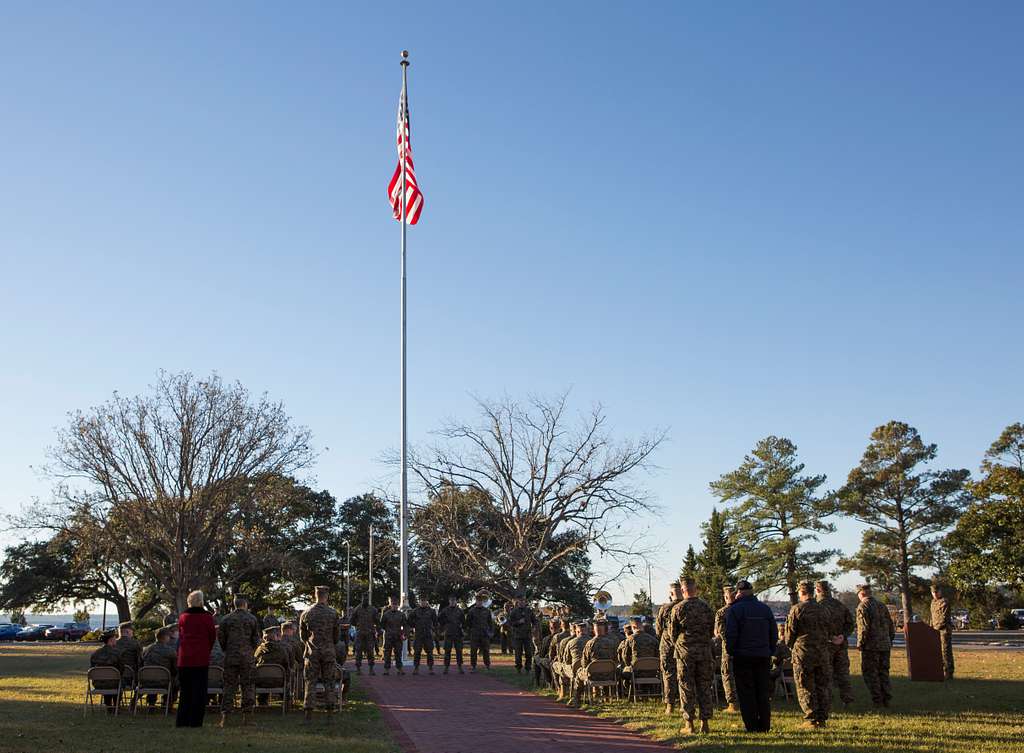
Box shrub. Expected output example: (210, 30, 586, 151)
(997, 611, 1021, 630)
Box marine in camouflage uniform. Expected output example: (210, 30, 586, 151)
(553, 623, 582, 700)
(142, 626, 179, 707)
(573, 620, 617, 704)
(437, 596, 466, 673)
(299, 587, 341, 717)
(656, 582, 684, 713)
(219, 597, 260, 721)
(855, 584, 895, 707)
(115, 622, 142, 686)
(563, 623, 593, 704)
(349, 599, 379, 674)
(380, 598, 408, 674)
(786, 581, 832, 727)
(280, 621, 303, 671)
(90, 632, 125, 710)
(535, 617, 562, 687)
(714, 587, 738, 711)
(930, 585, 954, 680)
(507, 597, 538, 673)
(668, 579, 716, 732)
(409, 597, 438, 673)
(464, 594, 495, 671)
(815, 580, 855, 705)
(620, 617, 660, 695)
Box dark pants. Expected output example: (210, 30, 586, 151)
(733, 656, 772, 732)
(175, 666, 209, 728)
(443, 636, 464, 667)
(469, 636, 490, 668)
(413, 636, 434, 668)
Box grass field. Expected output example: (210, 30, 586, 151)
(0, 643, 397, 753)
(491, 649, 1024, 752)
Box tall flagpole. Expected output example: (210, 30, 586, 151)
(399, 50, 410, 610)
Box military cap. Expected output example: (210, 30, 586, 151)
(117, 621, 133, 631)
(815, 580, 832, 593)
(734, 580, 753, 591)
(263, 626, 280, 637)
(314, 585, 331, 597)
(797, 580, 815, 594)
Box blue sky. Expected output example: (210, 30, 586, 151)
(1, 2, 1021, 603)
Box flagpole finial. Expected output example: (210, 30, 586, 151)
(401, 50, 409, 66)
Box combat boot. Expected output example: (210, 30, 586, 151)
(383, 669, 390, 676)
(398, 667, 405, 675)
(726, 704, 740, 713)
(429, 666, 435, 675)
(368, 666, 375, 676)
(700, 719, 710, 734)
(682, 719, 696, 735)
(303, 709, 313, 725)
(443, 666, 449, 675)
(664, 703, 673, 715)
(800, 720, 817, 729)
(413, 666, 419, 675)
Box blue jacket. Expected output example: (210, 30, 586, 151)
(724, 594, 777, 658)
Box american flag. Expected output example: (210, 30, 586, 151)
(387, 84, 423, 225)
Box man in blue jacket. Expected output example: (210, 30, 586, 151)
(724, 580, 778, 733)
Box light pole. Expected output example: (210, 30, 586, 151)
(368, 524, 374, 607)
(344, 540, 351, 618)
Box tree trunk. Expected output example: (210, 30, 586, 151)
(897, 509, 912, 631)
(113, 595, 132, 624)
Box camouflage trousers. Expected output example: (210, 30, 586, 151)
(793, 652, 832, 722)
(354, 632, 376, 667)
(413, 635, 435, 668)
(304, 648, 337, 710)
(860, 649, 891, 705)
(468, 635, 491, 668)
(827, 642, 854, 704)
(675, 648, 715, 722)
(221, 658, 255, 713)
(938, 629, 954, 679)
(383, 634, 404, 670)
(721, 650, 737, 706)
(443, 636, 464, 667)
(660, 642, 677, 706)
(512, 634, 534, 671)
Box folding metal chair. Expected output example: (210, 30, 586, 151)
(132, 665, 173, 716)
(206, 665, 224, 707)
(580, 659, 619, 701)
(254, 663, 288, 714)
(83, 667, 125, 717)
(626, 656, 662, 701)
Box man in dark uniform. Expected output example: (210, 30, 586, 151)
(219, 595, 260, 726)
(507, 595, 538, 674)
(786, 581, 832, 729)
(380, 596, 408, 676)
(349, 598, 379, 675)
(856, 584, 895, 707)
(464, 591, 495, 672)
(437, 595, 466, 674)
(409, 594, 438, 675)
(535, 617, 563, 687)
(714, 586, 739, 713)
(142, 626, 178, 708)
(115, 622, 142, 688)
(656, 581, 684, 715)
(255, 625, 293, 707)
(669, 577, 716, 735)
(815, 580, 855, 706)
(299, 586, 341, 723)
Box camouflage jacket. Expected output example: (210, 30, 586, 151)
(90, 644, 124, 673)
(507, 606, 536, 639)
(409, 606, 438, 637)
(856, 597, 895, 652)
(817, 595, 855, 645)
(437, 605, 465, 638)
(669, 597, 715, 655)
(621, 630, 660, 666)
(549, 630, 571, 662)
(350, 604, 379, 635)
(219, 609, 260, 659)
(464, 605, 494, 639)
(656, 599, 682, 644)
(581, 634, 618, 664)
(714, 605, 731, 652)
(142, 641, 177, 677)
(115, 637, 142, 672)
(931, 597, 952, 631)
(567, 634, 591, 667)
(380, 607, 407, 637)
(299, 603, 341, 654)
(255, 639, 293, 671)
(785, 600, 829, 659)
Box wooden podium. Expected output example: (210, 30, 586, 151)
(905, 623, 945, 682)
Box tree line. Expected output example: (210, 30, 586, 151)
(675, 423, 1024, 623)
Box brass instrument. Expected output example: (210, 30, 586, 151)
(592, 590, 613, 616)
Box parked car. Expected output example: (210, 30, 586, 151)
(44, 622, 91, 642)
(14, 624, 54, 641)
(0, 624, 25, 641)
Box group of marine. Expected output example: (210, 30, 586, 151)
(89, 578, 956, 735)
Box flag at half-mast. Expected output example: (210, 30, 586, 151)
(388, 81, 423, 224)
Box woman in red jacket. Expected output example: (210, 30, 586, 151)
(176, 590, 217, 727)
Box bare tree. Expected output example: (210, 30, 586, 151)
(31, 371, 314, 611)
(403, 393, 664, 601)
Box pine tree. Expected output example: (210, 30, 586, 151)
(631, 589, 654, 617)
(696, 508, 741, 610)
(680, 545, 698, 581)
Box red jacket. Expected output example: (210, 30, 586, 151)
(177, 607, 216, 667)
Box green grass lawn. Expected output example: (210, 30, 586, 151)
(0, 643, 397, 753)
(491, 649, 1024, 752)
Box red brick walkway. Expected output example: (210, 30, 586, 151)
(359, 668, 674, 753)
